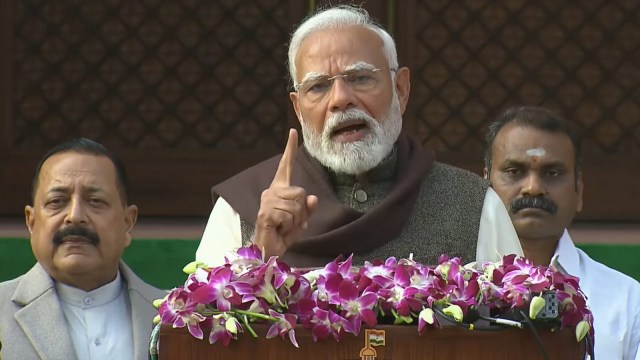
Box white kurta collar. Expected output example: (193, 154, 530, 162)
(55, 271, 123, 308)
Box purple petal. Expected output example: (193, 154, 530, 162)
(187, 321, 204, 340)
(190, 285, 217, 304)
(288, 329, 299, 348)
(338, 280, 358, 301)
(266, 323, 280, 339)
(357, 292, 378, 309)
(360, 308, 377, 327)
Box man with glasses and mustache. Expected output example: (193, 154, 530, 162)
(0, 138, 165, 359)
(484, 106, 640, 359)
(196, 5, 523, 267)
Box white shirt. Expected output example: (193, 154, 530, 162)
(195, 187, 523, 266)
(552, 230, 640, 360)
(56, 272, 134, 360)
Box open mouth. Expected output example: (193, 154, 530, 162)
(330, 120, 368, 141)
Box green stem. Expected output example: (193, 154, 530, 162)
(234, 309, 277, 322)
(202, 309, 277, 322)
(241, 314, 258, 338)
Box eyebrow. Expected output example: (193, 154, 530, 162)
(298, 62, 378, 84)
(299, 71, 329, 85)
(343, 61, 376, 72)
(46, 185, 105, 195)
(501, 158, 567, 170)
(499, 159, 525, 168)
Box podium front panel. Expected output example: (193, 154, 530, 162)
(159, 323, 586, 360)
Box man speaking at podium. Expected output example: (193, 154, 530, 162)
(484, 106, 640, 359)
(196, 5, 523, 268)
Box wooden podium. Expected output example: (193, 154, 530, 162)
(159, 323, 586, 360)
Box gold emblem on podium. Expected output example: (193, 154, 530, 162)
(359, 329, 385, 360)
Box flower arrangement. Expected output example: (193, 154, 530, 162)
(155, 245, 593, 352)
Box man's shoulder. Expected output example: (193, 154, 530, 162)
(0, 275, 22, 299)
(0, 272, 33, 320)
(0, 263, 47, 301)
(119, 261, 167, 300)
(425, 162, 489, 189)
(578, 248, 640, 293)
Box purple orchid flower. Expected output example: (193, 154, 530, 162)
(159, 287, 207, 339)
(208, 313, 242, 346)
(266, 309, 299, 347)
(159, 245, 593, 349)
(190, 266, 253, 311)
(225, 244, 264, 275)
(328, 278, 378, 334)
(309, 307, 356, 341)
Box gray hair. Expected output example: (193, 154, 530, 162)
(288, 5, 399, 85)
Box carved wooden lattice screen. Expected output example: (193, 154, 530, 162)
(1, 0, 307, 216)
(396, 0, 640, 220)
(1, 0, 639, 220)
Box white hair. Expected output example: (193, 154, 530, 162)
(288, 5, 399, 84)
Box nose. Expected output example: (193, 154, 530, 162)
(521, 173, 546, 197)
(64, 197, 89, 225)
(327, 76, 356, 112)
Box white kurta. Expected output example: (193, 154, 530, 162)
(56, 272, 134, 360)
(552, 230, 640, 360)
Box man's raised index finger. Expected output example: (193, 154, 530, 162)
(272, 128, 298, 186)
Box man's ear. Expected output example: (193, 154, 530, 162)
(25, 205, 35, 235)
(576, 171, 584, 213)
(483, 167, 489, 180)
(394, 67, 410, 114)
(289, 92, 303, 124)
(124, 204, 138, 247)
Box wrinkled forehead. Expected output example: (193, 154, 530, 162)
(294, 26, 387, 82)
(37, 153, 117, 194)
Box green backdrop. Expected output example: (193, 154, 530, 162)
(1, 238, 638, 290)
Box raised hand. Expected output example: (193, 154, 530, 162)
(253, 129, 318, 259)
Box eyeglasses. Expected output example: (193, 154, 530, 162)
(294, 68, 396, 103)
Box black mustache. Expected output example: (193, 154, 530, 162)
(510, 196, 557, 214)
(53, 226, 100, 246)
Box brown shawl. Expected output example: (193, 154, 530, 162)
(213, 132, 435, 264)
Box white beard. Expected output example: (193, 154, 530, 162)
(300, 94, 403, 175)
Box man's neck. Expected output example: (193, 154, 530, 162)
(519, 236, 561, 266)
(56, 269, 120, 292)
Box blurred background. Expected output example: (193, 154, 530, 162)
(1, 0, 638, 287)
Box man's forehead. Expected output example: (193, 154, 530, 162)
(525, 148, 546, 158)
(496, 145, 572, 168)
(38, 153, 115, 190)
(494, 126, 575, 163)
(497, 126, 568, 150)
(295, 26, 386, 77)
